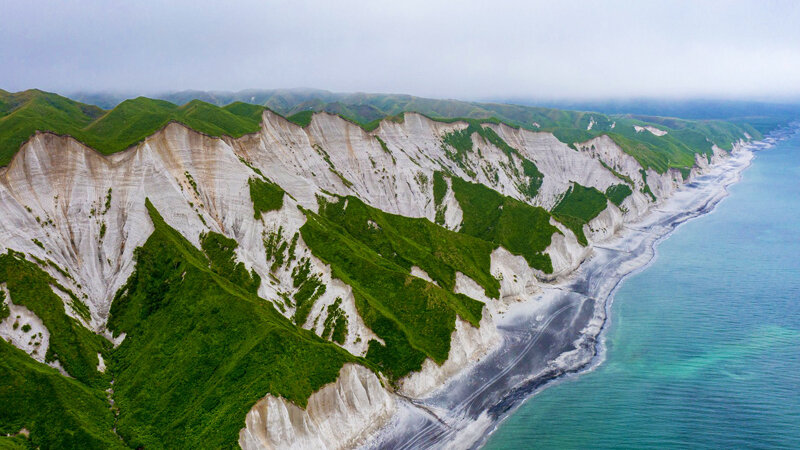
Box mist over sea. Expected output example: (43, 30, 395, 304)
(485, 129, 800, 449)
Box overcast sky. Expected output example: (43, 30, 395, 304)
(1, 0, 799, 101)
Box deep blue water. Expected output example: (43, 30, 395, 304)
(485, 133, 800, 449)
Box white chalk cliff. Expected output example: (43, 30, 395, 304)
(0, 111, 742, 449)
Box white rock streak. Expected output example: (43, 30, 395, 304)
(634, 124, 668, 136)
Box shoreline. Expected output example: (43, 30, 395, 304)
(364, 129, 792, 449)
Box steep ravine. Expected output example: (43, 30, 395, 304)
(0, 111, 747, 449)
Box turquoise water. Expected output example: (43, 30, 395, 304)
(485, 133, 800, 449)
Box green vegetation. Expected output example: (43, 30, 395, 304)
(433, 171, 448, 207)
(0, 290, 8, 321)
(639, 169, 657, 201)
(551, 184, 609, 245)
(200, 231, 261, 294)
(0, 251, 109, 386)
(552, 128, 595, 150)
(0, 340, 123, 449)
(0, 89, 765, 184)
(300, 195, 494, 379)
(0, 90, 269, 166)
(449, 175, 557, 273)
(599, 159, 635, 185)
(374, 136, 397, 165)
(184, 171, 199, 196)
(238, 156, 267, 179)
(248, 177, 285, 219)
(520, 159, 544, 198)
(481, 126, 517, 158)
(106, 200, 357, 448)
(0, 434, 30, 449)
(361, 113, 405, 132)
(286, 110, 314, 127)
(543, 118, 748, 175)
(312, 144, 354, 188)
(47, 259, 74, 282)
(264, 94, 757, 176)
(0, 88, 785, 448)
(321, 298, 348, 345)
(605, 184, 633, 207)
(440, 120, 520, 176)
(290, 258, 327, 326)
(103, 188, 112, 213)
(374, 136, 391, 155)
(432, 171, 448, 225)
(0, 252, 118, 448)
(442, 123, 479, 157)
(264, 227, 300, 272)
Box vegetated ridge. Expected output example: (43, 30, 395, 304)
(0, 89, 758, 173)
(0, 88, 770, 449)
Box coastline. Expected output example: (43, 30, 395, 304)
(364, 130, 790, 449)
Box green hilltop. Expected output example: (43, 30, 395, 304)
(0, 89, 266, 166)
(0, 89, 764, 173)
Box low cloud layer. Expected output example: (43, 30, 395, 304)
(1, 0, 798, 100)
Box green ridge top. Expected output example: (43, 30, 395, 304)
(0, 90, 267, 166)
(0, 89, 760, 172)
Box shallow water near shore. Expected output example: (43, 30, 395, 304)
(484, 131, 800, 449)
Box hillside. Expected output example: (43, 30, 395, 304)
(0, 90, 759, 174)
(0, 89, 769, 449)
(0, 90, 265, 166)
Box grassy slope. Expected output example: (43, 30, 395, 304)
(0, 252, 120, 450)
(0, 90, 266, 166)
(105, 200, 358, 448)
(551, 184, 609, 246)
(0, 340, 123, 449)
(449, 175, 558, 273)
(437, 120, 544, 200)
(300, 196, 490, 380)
(1, 195, 369, 449)
(605, 183, 633, 207)
(248, 177, 285, 219)
(298, 96, 756, 173)
(0, 251, 109, 387)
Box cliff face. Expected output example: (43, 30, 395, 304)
(0, 111, 735, 448)
(238, 364, 395, 450)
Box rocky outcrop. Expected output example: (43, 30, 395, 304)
(396, 313, 501, 398)
(238, 364, 395, 450)
(546, 218, 591, 278)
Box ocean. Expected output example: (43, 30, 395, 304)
(484, 130, 800, 449)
